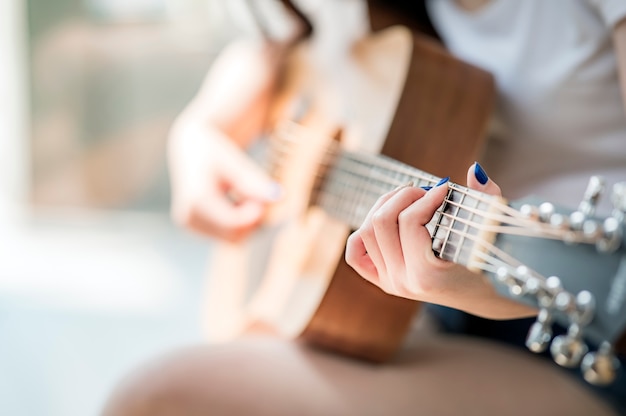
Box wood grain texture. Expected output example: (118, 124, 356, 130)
(298, 33, 495, 362)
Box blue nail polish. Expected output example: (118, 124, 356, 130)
(436, 177, 449, 187)
(474, 162, 488, 185)
(420, 186, 432, 191)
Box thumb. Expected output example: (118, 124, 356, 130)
(467, 162, 501, 197)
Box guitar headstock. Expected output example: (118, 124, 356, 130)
(479, 177, 626, 386)
(433, 177, 626, 385)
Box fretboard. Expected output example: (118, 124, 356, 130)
(313, 150, 500, 268)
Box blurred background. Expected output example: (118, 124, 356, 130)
(0, 1, 257, 414)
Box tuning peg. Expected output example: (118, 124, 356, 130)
(596, 217, 622, 253)
(520, 204, 539, 220)
(592, 182, 626, 253)
(551, 323, 588, 368)
(578, 176, 605, 217)
(549, 213, 569, 230)
(495, 267, 524, 297)
(542, 276, 563, 308)
(572, 290, 596, 327)
(538, 202, 555, 222)
(611, 182, 626, 222)
(581, 342, 621, 386)
(526, 308, 553, 353)
(550, 291, 596, 368)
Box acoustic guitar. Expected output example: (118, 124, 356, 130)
(202, 21, 626, 386)
(202, 3, 626, 387)
(204, 25, 495, 362)
(276, 121, 626, 385)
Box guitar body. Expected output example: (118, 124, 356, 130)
(205, 26, 495, 361)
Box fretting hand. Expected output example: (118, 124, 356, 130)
(345, 162, 535, 319)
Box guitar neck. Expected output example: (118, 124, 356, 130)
(314, 151, 435, 228)
(314, 150, 502, 270)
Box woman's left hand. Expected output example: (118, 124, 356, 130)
(345, 163, 536, 320)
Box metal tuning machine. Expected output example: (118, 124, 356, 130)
(595, 182, 626, 253)
(581, 341, 621, 386)
(549, 290, 595, 368)
(578, 176, 605, 218)
(525, 275, 562, 353)
(565, 176, 625, 253)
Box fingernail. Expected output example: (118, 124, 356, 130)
(436, 177, 449, 187)
(420, 186, 432, 191)
(474, 162, 488, 185)
(393, 180, 414, 191)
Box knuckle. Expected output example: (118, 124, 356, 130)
(359, 222, 375, 241)
(397, 209, 414, 227)
(346, 231, 359, 246)
(371, 210, 392, 229)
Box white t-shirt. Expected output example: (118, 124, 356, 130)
(427, 0, 626, 214)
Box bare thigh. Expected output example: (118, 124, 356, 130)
(103, 334, 616, 416)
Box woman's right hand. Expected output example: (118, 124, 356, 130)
(168, 40, 283, 242)
(168, 121, 281, 242)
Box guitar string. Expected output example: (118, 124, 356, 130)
(269, 129, 583, 243)
(271, 127, 441, 185)
(314, 174, 577, 245)
(439, 207, 589, 242)
(272, 124, 565, 287)
(316, 168, 581, 243)
(432, 221, 530, 275)
(335, 152, 543, 223)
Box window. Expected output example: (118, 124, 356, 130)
(26, 0, 242, 212)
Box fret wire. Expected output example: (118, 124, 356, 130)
(305, 157, 590, 264)
(342, 151, 438, 186)
(313, 149, 501, 211)
(322, 154, 508, 219)
(337, 159, 350, 223)
(345, 155, 414, 191)
(354, 158, 383, 220)
(308, 150, 567, 241)
(334, 152, 438, 188)
(318, 165, 375, 226)
(275, 122, 438, 188)
(430, 227, 490, 269)
(443, 198, 538, 232)
(441, 197, 580, 241)
(452, 189, 468, 263)
(275, 124, 510, 215)
(275, 124, 509, 234)
(460, 193, 481, 264)
(337, 157, 404, 192)
(439, 210, 587, 242)
(325, 153, 502, 210)
(319, 174, 507, 239)
(437, 222, 524, 271)
(437, 187, 455, 259)
(320, 156, 423, 225)
(327, 179, 584, 266)
(345, 157, 371, 223)
(326, 159, 426, 197)
(318, 175, 494, 231)
(334, 158, 377, 223)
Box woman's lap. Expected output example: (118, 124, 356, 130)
(102, 333, 617, 416)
